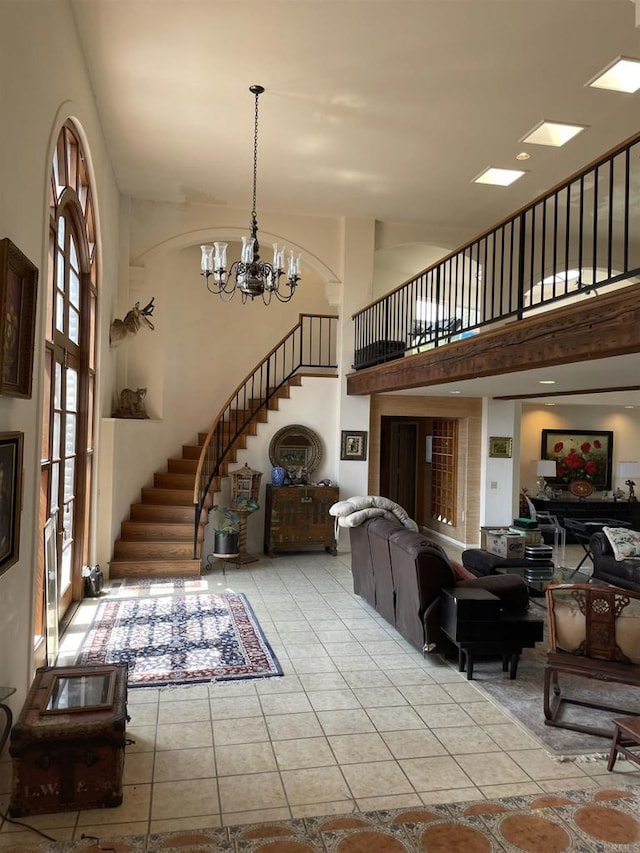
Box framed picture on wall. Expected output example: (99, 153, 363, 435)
(341, 430, 368, 461)
(488, 436, 513, 458)
(0, 431, 23, 576)
(541, 429, 613, 490)
(0, 238, 39, 399)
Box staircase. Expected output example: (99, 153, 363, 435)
(109, 313, 338, 580)
(108, 376, 311, 579)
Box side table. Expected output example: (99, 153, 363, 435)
(440, 588, 544, 680)
(607, 716, 640, 771)
(0, 686, 16, 756)
(205, 551, 240, 576)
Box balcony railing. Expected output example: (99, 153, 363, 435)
(353, 131, 640, 370)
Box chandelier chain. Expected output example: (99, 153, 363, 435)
(252, 88, 259, 225)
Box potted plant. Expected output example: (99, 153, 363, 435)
(212, 505, 240, 555)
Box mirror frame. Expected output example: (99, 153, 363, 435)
(269, 424, 323, 475)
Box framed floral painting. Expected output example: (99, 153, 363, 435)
(541, 429, 613, 490)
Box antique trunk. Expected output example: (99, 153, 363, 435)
(264, 484, 339, 557)
(9, 663, 128, 816)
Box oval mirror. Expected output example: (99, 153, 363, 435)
(269, 424, 323, 476)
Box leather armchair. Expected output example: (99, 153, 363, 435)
(590, 531, 640, 592)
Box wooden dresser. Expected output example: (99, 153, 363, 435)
(264, 484, 339, 557)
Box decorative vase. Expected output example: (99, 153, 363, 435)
(214, 531, 239, 555)
(271, 466, 286, 486)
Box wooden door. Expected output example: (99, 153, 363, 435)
(380, 416, 430, 522)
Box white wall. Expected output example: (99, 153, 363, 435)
(482, 400, 522, 525)
(0, 0, 121, 707)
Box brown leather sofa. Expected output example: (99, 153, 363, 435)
(590, 531, 640, 592)
(348, 517, 532, 653)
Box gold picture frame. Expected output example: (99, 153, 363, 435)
(488, 436, 513, 458)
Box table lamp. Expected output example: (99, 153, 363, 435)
(536, 459, 557, 497)
(617, 461, 640, 502)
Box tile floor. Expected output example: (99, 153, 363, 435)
(0, 544, 638, 844)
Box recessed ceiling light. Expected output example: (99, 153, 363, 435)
(516, 151, 531, 161)
(521, 120, 586, 147)
(545, 403, 556, 406)
(473, 168, 526, 187)
(624, 405, 635, 409)
(587, 57, 640, 93)
(449, 390, 461, 394)
(538, 380, 556, 385)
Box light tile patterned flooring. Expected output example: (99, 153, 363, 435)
(0, 544, 638, 844)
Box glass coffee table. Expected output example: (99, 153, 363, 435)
(495, 564, 592, 597)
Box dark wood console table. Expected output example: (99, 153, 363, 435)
(264, 485, 339, 557)
(531, 497, 640, 543)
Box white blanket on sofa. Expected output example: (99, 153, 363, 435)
(329, 495, 419, 531)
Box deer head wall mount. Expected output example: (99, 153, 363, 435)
(109, 298, 155, 347)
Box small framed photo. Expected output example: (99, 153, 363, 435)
(0, 431, 24, 576)
(341, 430, 368, 461)
(0, 238, 39, 399)
(488, 436, 513, 458)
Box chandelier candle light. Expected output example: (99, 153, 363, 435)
(200, 85, 301, 303)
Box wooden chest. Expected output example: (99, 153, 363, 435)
(264, 484, 339, 557)
(9, 664, 128, 816)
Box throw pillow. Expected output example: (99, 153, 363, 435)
(450, 560, 476, 581)
(602, 526, 640, 561)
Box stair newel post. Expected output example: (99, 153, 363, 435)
(193, 502, 200, 560)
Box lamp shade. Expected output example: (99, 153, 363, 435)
(617, 461, 640, 478)
(536, 459, 557, 477)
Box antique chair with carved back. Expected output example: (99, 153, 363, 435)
(544, 583, 640, 739)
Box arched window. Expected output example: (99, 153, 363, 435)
(36, 122, 98, 660)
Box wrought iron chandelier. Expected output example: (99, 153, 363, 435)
(200, 85, 301, 304)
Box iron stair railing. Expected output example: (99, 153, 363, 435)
(192, 313, 338, 557)
(353, 130, 640, 370)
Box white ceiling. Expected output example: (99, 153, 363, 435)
(69, 0, 640, 405)
(387, 353, 640, 408)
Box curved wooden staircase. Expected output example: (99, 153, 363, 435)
(108, 314, 337, 579)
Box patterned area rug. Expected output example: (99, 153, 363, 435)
(77, 592, 283, 687)
(5, 787, 640, 851)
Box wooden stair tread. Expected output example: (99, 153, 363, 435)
(130, 504, 204, 522)
(141, 487, 199, 506)
(109, 559, 201, 579)
(114, 540, 195, 559)
(121, 521, 204, 541)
